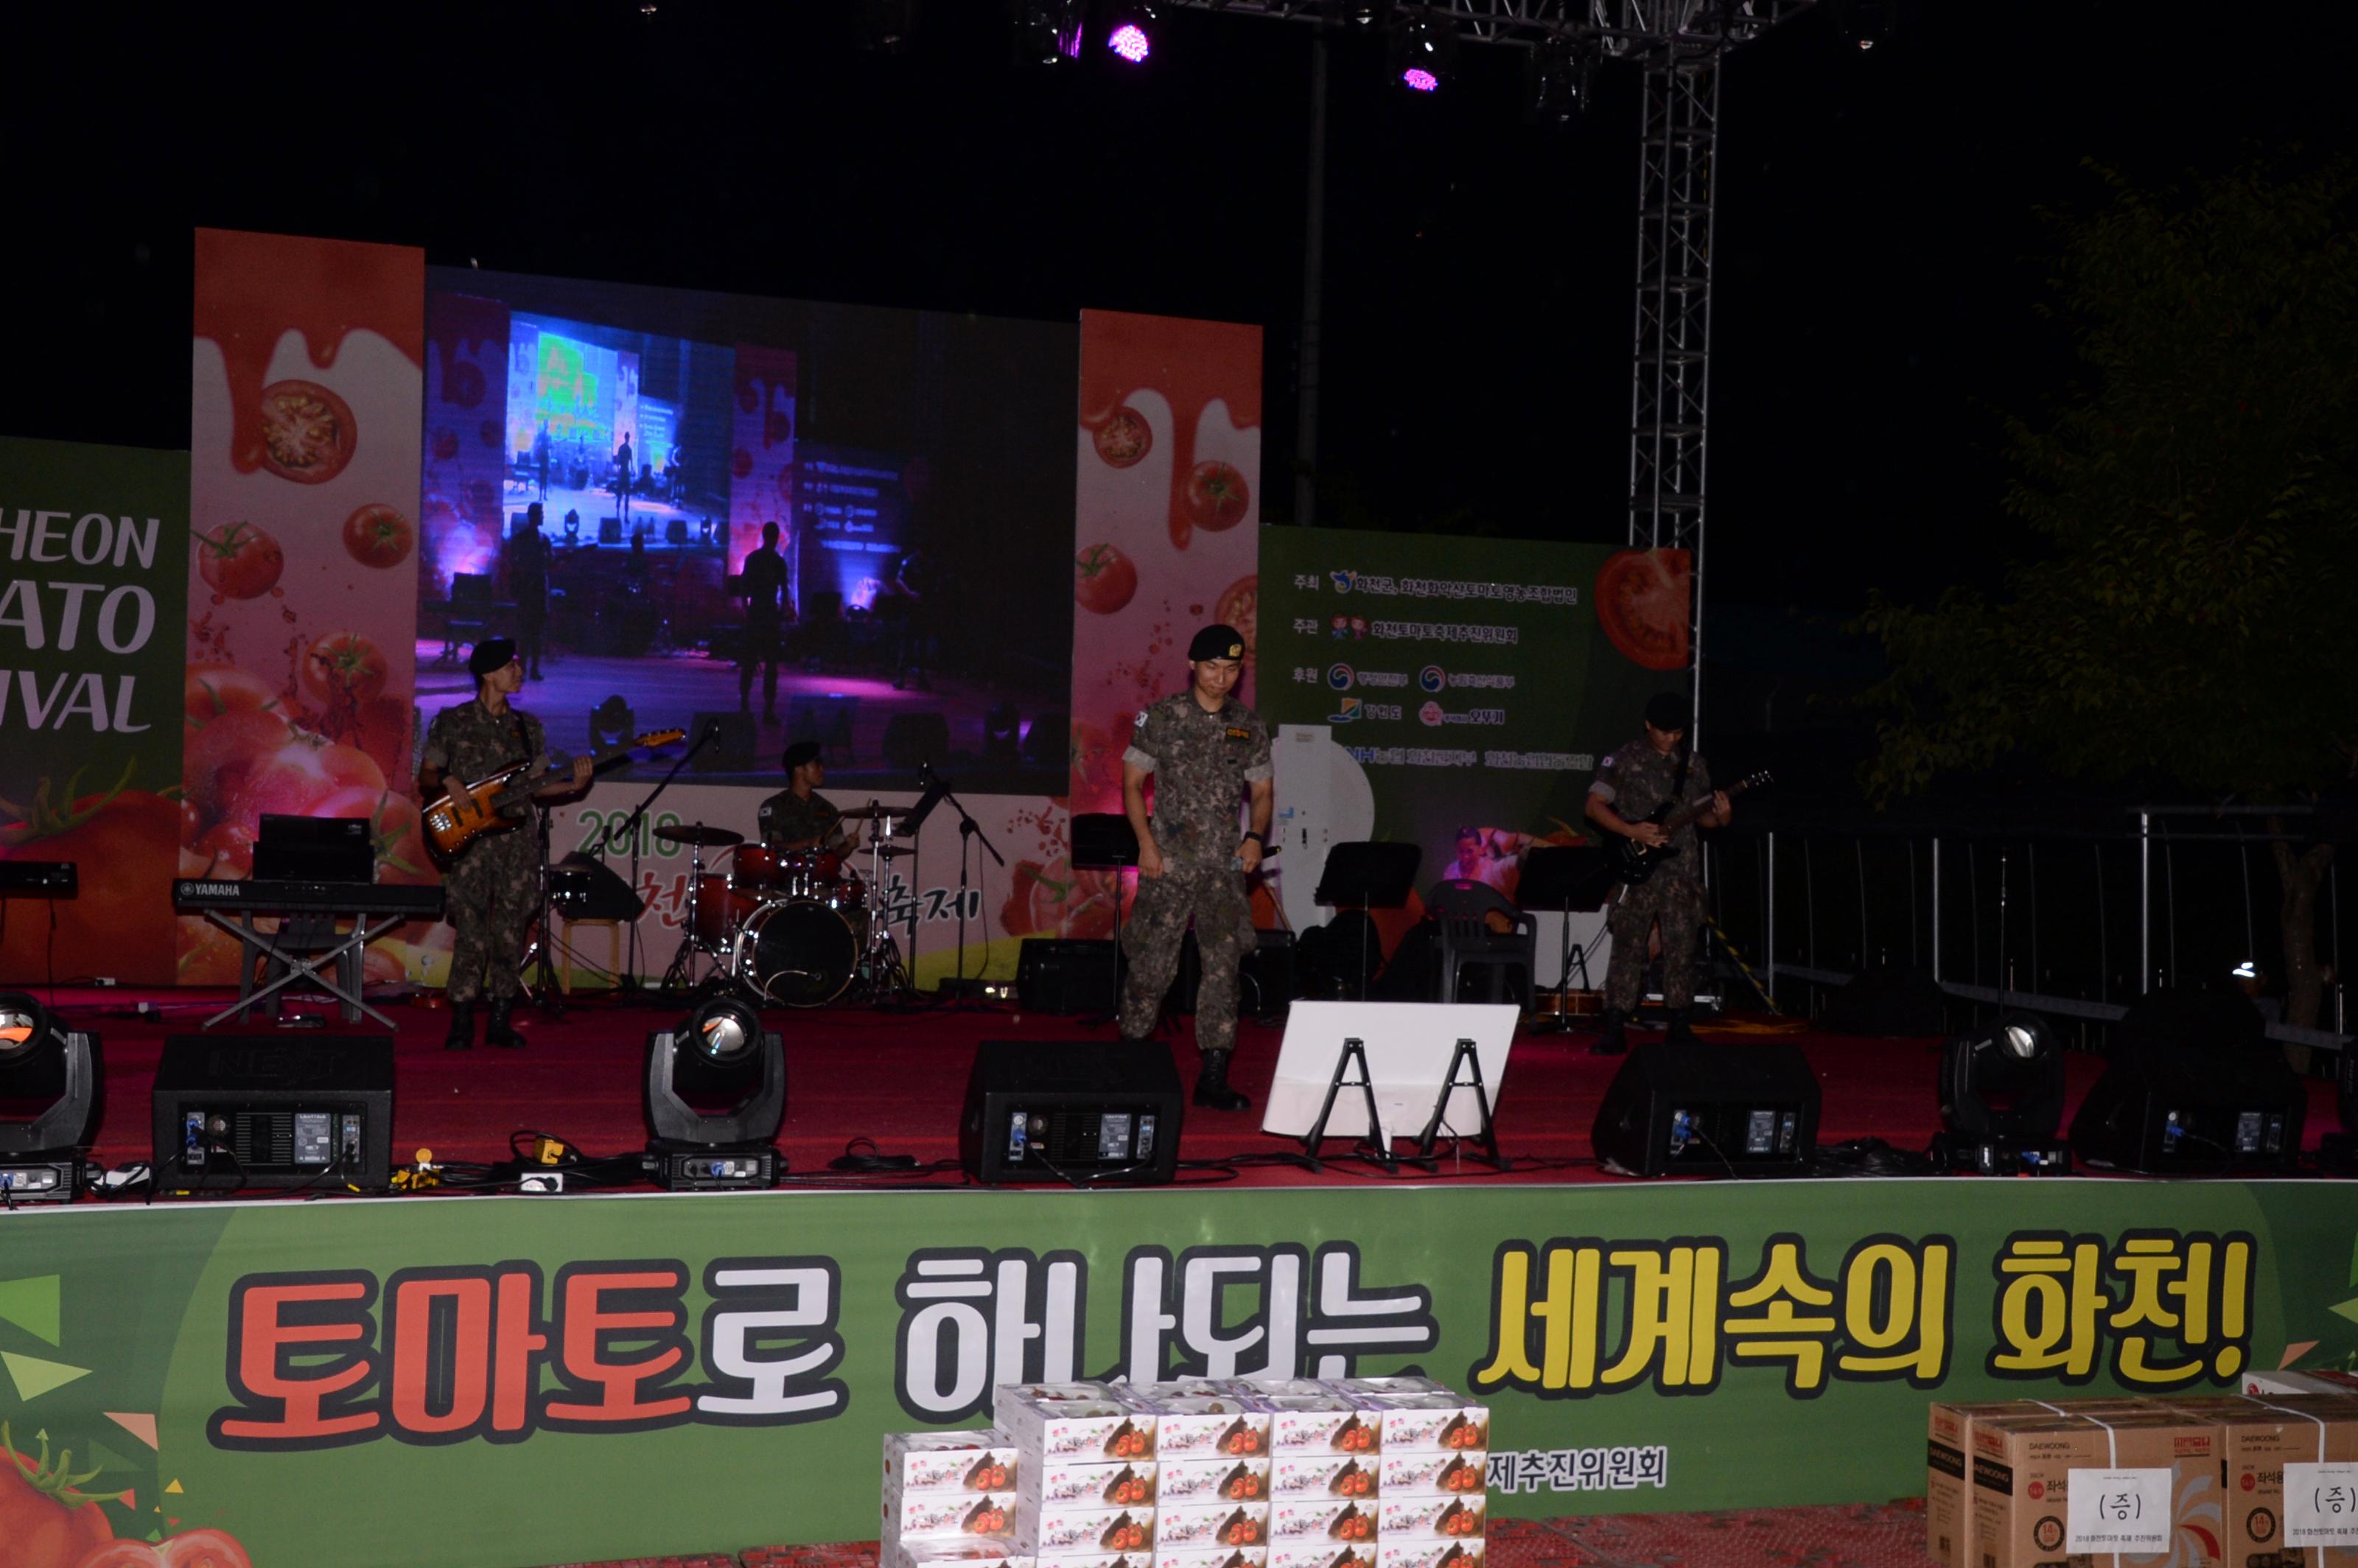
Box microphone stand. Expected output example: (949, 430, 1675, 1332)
(922, 766, 1003, 1007)
(584, 723, 715, 998)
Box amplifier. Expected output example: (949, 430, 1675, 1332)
(151, 1035, 394, 1191)
(1016, 939, 1118, 1015)
(959, 1040, 1182, 1185)
(0, 861, 77, 897)
(1590, 1040, 1821, 1178)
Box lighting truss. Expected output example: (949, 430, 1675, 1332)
(1155, 1, 1814, 57)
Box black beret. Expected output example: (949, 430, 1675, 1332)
(1188, 624, 1247, 662)
(469, 638, 517, 679)
(1644, 691, 1693, 732)
(782, 741, 822, 771)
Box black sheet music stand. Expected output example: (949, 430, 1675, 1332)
(1069, 813, 1138, 1023)
(1312, 841, 1421, 1000)
(1516, 844, 1614, 1034)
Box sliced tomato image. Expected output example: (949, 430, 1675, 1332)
(342, 503, 414, 569)
(442, 358, 486, 409)
(1075, 543, 1138, 615)
(193, 521, 284, 600)
(1594, 546, 1693, 671)
(257, 379, 357, 485)
(1093, 406, 1152, 469)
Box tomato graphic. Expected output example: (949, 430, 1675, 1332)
(217, 737, 348, 836)
(1594, 547, 1693, 671)
(194, 521, 284, 600)
(301, 632, 390, 706)
(1214, 575, 1259, 671)
(443, 359, 486, 409)
(257, 379, 357, 485)
(184, 664, 281, 724)
(479, 417, 503, 448)
(1002, 856, 1126, 941)
(1094, 406, 1152, 468)
(430, 426, 461, 462)
(1183, 460, 1250, 533)
(1, 782, 179, 981)
(342, 503, 414, 569)
(732, 447, 754, 479)
(1076, 543, 1138, 615)
(349, 693, 412, 784)
(184, 708, 297, 822)
(80, 1530, 259, 1568)
(192, 822, 256, 880)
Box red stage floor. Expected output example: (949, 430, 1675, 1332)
(41, 986, 2343, 1192)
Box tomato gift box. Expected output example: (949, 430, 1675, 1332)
(1018, 1504, 1155, 1555)
(1143, 1395, 1273, 1459)
(1374, 1497, 1485, 1541)
(1360, 1396, 1488, 1455)
(1267, 1500, 1376, 1543)
(2219, 1396, 2358, 1568)
(1267, 1398, 1379, 1456)
(1328, 1377, 1450, 1400)
(1023, 1553, 1145, 1568)
(1000, 1399, 1159, 1463)
(1161, 1457, 1272, 1505)
(1156, 1502, 1270, 1550)
(886, 1489, 1019, 1541)
(1968, 1411, 2222, 1568)
(1375, 1452, 1485, 1499)
(1271, 1455, 1380, 1499)
(1374, 1541, 1485, 1568)
(887, 1429, 1024, 1495)
(1018, 1460, 1158, 1508)
(1923, 1398, 2151, 1568)
(1152, 1546, 1267, 1568)
(891, 1543, 1040, 1568)
(1266, 1542, 1373, 1568)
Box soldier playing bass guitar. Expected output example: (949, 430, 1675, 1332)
(1583, 692, 1731, 1056)
(419, 639, 595, 1052)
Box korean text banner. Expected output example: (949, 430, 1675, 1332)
(0, 1179, 2351, 1568)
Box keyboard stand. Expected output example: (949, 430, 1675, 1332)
(200, 908, 409, 1030)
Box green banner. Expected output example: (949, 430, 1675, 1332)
(1, 1180, 2353, 1567)
(0, 436, 190, 985)
(1256, 529, 1682, 875)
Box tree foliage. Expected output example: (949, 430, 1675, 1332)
(1857, 161, 2358, 802)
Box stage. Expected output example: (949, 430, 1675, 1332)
(66, 987, 2337, 1185)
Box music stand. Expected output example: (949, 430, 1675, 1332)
(1312, 841, 1421, 1000)
(1516, 844, 1614, 1034)
(1069, 813, 1138, 1023)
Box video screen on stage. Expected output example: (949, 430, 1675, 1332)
(420, 270, 1077, 793)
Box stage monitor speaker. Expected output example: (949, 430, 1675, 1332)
(788, 695, 858, 759)
(1016, 939, 1117, 1015)
(151, 1034, 394, 1191)
(1590, 1041, 1820, 1178)
(2069, 989, 2303, 1172)
(959, 1040, 1182, 1185)
(884, 712, 951, 771)
(689, 711, 758, 773)
(1822, 965, 1945, 1037)
(1164, 928, 1298, 1021)
(599, 517, 623, 543)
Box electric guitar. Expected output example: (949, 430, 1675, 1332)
(424, 729, 684, 864)
(1609, 770, 1771, 886)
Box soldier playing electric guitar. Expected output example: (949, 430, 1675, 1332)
(419, 639, 594, 1051)
(1583, 692, 1732, 1056)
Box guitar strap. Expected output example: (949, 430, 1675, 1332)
(1668, 738, 1692, 822)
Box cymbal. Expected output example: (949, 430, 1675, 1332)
(866, 844, 914, 858)
(839, 804, 906, 822)
(653, 824, 744, 847)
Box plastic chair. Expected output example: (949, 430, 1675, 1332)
(1424, 878, 1536, 1007)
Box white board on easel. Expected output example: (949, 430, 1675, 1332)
(1259, 1000, 1519, 1147)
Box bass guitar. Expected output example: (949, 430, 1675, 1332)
(424, 729, 684, 864)
(1609, 770, 1771, 886)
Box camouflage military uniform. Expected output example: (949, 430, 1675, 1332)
(758, 788, 847, 853)
(1117, 692, 1273, 1051)
(1589, 737, 1715, 1012)
(421, 699, 551, 1006)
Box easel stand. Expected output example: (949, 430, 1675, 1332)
(1297, 1035, 1509, 1175)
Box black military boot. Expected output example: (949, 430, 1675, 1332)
(1193, 1049, 1250, 1112)
(443, 1002, 476, 1052)
(485, 996, 528, 1049)
(1588, 1008, 1629, 1057)
(1664, 1008, 1701, 1047)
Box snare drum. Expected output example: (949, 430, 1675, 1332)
(732, 844, 789, 893)
(732, 897, 858, 1007)
(688, 874, 760, 946)
(778, 848, 843, 900)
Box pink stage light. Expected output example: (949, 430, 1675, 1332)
(1108, 23, 1151, 63)
(1402, 67, 1439, 92)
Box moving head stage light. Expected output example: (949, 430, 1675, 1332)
(645, 993, 785, 1190)
(1930, 1012, 2071, 1175)
(0, 993, 101, 1202)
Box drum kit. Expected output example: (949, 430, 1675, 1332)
(654, 806, 915, 1007)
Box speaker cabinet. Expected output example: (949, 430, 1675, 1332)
(152, 1035, 394, 1191)
(1590, 1040, 1821, 1177)
(959, 1040, 1182, 1185)
(2071, 990, 2303, 1172)
(1017, 939, 1119, 1015)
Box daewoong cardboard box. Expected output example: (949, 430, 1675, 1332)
(1968, 1411, 2221, 1568)
(1925, 1399, 2150, 1568)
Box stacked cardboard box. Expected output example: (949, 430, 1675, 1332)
(1930, 1391, 2358, 1568)
(996, 1383, 1161, 1568)
(1138, 1383, 1273, 1568)
(881, 1429, 1031, 1568)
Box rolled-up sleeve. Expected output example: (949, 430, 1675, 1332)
(1242, 718, 1273, 784)
(1121, 706, 1160, 774)
(1587, 752, 1621, 805)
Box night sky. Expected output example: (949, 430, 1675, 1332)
(12, 1, 2356, 623)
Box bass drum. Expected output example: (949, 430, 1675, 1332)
(732, 898, 858, 1007)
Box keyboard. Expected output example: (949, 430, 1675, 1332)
(174, 880, 445, 918)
